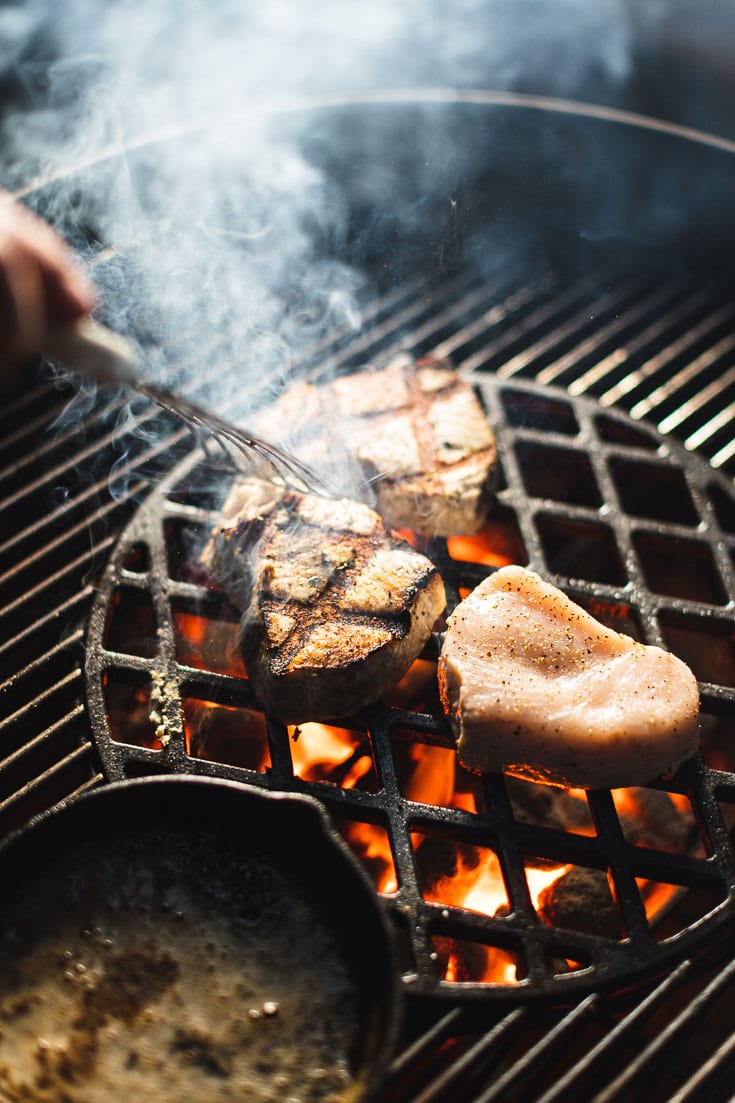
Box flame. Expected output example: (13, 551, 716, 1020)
(446, 517, 525, 568)
(173, 611, 246, 677)
(436, 936, 520, 984)
(182, 698, 271, 771)
(289, 723, 376, 790)
(413, 834, 509, 918)
(636, 877, 682, 924)
(337, 819, 398, 895)
(394, 737, 481, 813)
(383, 658, 440, 713)
(525, 863, 574, 903)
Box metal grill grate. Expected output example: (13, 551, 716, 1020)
(85, 368, 735, 1004)
(2, 260, 735, 1094)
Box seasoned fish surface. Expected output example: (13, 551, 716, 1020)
(438, 566, 700, 789)
(205, 479, 446, 723)
(254, 354, 498, 536)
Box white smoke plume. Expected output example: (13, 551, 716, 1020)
(0, 0, 727, 420)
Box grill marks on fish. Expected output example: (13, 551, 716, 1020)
(254, 354, 498, 536)
(258, 527, 425, 673)
(205, 479, 446, 723)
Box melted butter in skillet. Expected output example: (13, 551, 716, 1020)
(0, 828, 361, 1102)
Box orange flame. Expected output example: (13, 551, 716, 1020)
(337, 818, 398, 895)
(383, 658, 441, 713)
(173, 611, 246, 677)
(446, 516, 526, 568)
(182, 698, 271, 771)
(289, 723, 377, 791)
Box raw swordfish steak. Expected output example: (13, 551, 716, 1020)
(437, 565, 700, 789)
(204, 478, 446, 723)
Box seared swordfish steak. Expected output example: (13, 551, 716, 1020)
(204, 479, 446, 723)
(254, 354, 498, 537)
(438, 565, 700, 790)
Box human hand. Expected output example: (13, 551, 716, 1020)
(0, 191, 97, 373)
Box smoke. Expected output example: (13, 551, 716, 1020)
(0, 0, 718, 448)
(0, 1, 644, 372)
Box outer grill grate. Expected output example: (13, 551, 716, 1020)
(1, 260, 735, 1092)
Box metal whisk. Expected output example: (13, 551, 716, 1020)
(44, 319, 335, 497)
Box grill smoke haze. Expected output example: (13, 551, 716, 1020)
(0, 1, 642, 401)
(0, 1, 729, 436)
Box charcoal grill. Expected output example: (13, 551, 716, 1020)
(5, 94, 735, 1097)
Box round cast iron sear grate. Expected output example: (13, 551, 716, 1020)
(85, 376, 735, 1004)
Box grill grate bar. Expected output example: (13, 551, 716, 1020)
(530, 960, 693, 1103)
(568, 288, 714, 398)
(684, 393, 735, 453)
(432, 280, 554, 362)
(599, 302, 735, 417)
(459, 275, 609, 375)
(0, 733, 94, 819)
(0, 486, 144, 592)
(666, 1030, 735, 1103)
(0, 634, 85, 728)
(0, 381, 57, 438)
(0, 591, 90, 668)
(386, 1008, 465, 1084)
(493, 275, 647, 379)
(298, 271, 431, 368)
(0, 540, 115, 635)
(711, 431, 735, 470)
(632, 331, 735, 426)
(0, 393, 85, 471)
(534, 281, 687, 388)
(308, 269, 519, 380)
(591, 955, 735, 1103)
(0, 666, 82, 732)
(0, 400, 152, 514)
(0, 417, 192, 568)
(5, 274, 426, 485)
(409, 1008, 528, 1103)
(0, 704, 86, 780)
(472, 996, 600, 1103)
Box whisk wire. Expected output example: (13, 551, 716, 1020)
(135, 383, 337, 498)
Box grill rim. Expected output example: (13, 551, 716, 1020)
(12, 87, 735, 205)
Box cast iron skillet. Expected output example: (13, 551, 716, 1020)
(0, 775, 401, 1102)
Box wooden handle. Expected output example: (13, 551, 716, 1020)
(44, 319, 140, 388)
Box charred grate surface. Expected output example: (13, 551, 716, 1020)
(85, 374, 735, 1004)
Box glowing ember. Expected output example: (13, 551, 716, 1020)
(104, 676, 162, 750)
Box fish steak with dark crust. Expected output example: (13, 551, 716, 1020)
(204, 478, 446, 723)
